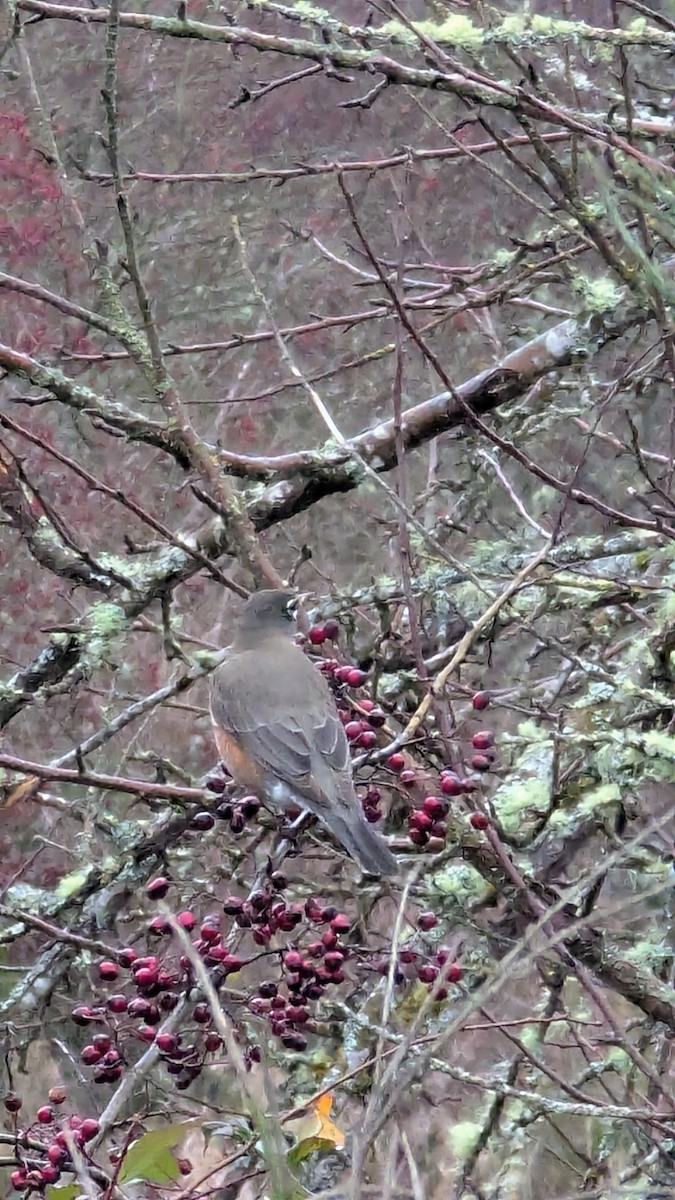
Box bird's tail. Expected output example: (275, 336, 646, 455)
(327, 808, 399, 877)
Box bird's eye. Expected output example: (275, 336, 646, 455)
(285, 597, 299, 621)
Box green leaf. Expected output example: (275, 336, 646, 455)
(46, 1185, 80, 1200)
(118, 1120, 199, 1184)
(287, 1135, 340, 1166)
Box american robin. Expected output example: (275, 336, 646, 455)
(210, 589, 398, 876)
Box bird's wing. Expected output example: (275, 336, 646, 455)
(211, 648, 351, 792)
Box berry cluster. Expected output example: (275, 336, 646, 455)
(6, 1088, 98, 1193)
(375, 914, 464, 1000)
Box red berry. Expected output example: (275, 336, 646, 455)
(400, 769, 416, 785)
(193, 1003, 210, 1025)
(41, 1164, 61, 1184)
(359, 730, 377, 750)
(472, 691, 490, 711)
(156, 1032, 179, 1053)
(37, 1105, 53, 1124)
(47, 1144, 67, 1165)
(408, 828, 429, 846)
(471, 753, 491, 772)
(222, 896, 244, 915)
(308, 626, 327, 645)
(98, 960, 119, 981)
(440, 773, 463, 796)
(470, 812, 489, 830)
(347, 668, 368, 687)
(199, 922, 220, 943)
(364, 806, 382, 824)
(117, 947, 137, 968)
(81, 1045, 102, 1065)
(80, 1118, 100, 1142)
(146, 876, 171, 899)
(136, 1023, 156, 1043)
(324, 950, 344, 971)
(177, 911, 196, 930)
(323, 619, 339, 640)
(204, 1033, 222, 1052)
(418, 911, 437, 931)
(430, 821, 447, 839)
(330, 913, 350, 933)
(387, 752, 406, 771)
(283, 950, 304, 971)
(422, 795, 447, 819)
(409, 810, 432, 832)
(444, 962, 463, 983)
(107, 994, 128, 1014)
(134, 966, 159, 988)
(417, 964, 438, 983)
(472, 730, 494, 750)
(344, 721, 363, 741)
(93, 1033, 112, 1053)
(10, 1169, 27, 1191)
(399, 949, 417, 964)
(127, 997, 152, 1018)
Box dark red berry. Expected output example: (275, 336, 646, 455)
(47, 1144, 67, 1165)
(408, 828, 429, 846)
(417, 964, 438, 983)
(418, 911, 437, 931)
(81, 1045, 102, 1065)
(93, 1033, 112, 1053)
(223, 896, 244, 915)
(472, 691, 490, 711)
(107, 994, 128, 1014)
(330, 913, 350, 933)
(191, 811, 215, 831)
(308, 626, 327, 645)
(470, 811, 489, 830)
(156, 1032, 179, 1053)
(3, 1093, 21, 1113)
(387, 752, 405, 771)
(204, 1033, 222, 1053)
(443, 962, 463, 983)
(359, 730, 377, 750)
(37, 1104, 53, 1124)
(136, 1024, 156, 1043)
(344, 721, 362, 741)
(409, 810, 432, 833)
(117, 947, 137, 968)
(146, 876, 171, 899)
(98, 960, 119, 981)
(471, 753, 491, 772)
(193, 1003, 210, 1025)
(323, 619, 339, 641)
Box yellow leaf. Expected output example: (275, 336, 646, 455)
(286, 1092, 345, 1165)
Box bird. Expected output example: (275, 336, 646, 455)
(210, 589, 398, 876)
